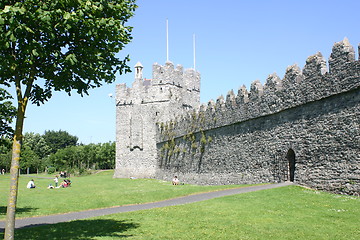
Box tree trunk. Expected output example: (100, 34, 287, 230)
(4, 101, 26, 240)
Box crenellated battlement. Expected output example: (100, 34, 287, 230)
(116, 61, 200, 110)
(158, 38, 360, 140)
(116, 38, 360, 195)
(152, 62, 200, 91)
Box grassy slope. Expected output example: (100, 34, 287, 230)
(1, 171, 359, 239)
(3, 185, 359, 240)
(133, 186, 359, 240)
(0, 170, 254, 219)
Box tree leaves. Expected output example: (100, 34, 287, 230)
(43, 130, 78, 154)
(65, 53, 78, 65)
(0, 88, 16, 137)
(0, 0, 137, 105)
(3, 6, 11, 13)
(63, 11, 71, 20)
(3, 5, 26, 14)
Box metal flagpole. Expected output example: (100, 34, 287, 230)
(166, 19, 169, 62)
(193, 34, 196, 70)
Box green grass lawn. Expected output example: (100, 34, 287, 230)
(0, 170, 254, 219)
(1, 171, 359, 239)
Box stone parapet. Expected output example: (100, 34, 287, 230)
(155, 39, 360, 195)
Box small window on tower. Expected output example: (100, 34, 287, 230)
(156, 112, 159, 116)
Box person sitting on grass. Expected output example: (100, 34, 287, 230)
(172, 176, 180, 185)
(59, 179, 72, 188)
(26, 179, 36, 189)
(61, 180, 67, 188)
(65, 179, 71, 187)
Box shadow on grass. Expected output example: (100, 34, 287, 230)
(1, 219, 139, 239)
(0, 206, 38, 216)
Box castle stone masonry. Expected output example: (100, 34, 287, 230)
(115, 61, 200, 178)
(115, 38, 360, 195)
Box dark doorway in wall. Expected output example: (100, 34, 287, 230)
(286, 149, 296, 182)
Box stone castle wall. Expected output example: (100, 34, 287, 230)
(155, 39, 360, 195)
(114, 62, 200, 178)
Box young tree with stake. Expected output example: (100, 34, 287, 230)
(0, 1, 137, 239)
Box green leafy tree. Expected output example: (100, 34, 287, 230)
(0, 137, 12, 172)
(0, 1, 137, 238)
(20, 145, 41, 174)
(22, 132, 51, 172)
(43, 130, 78, 154)
(23, 132, 51, 159)
(47, 141, 115, 174)
(97, 141, 115, 169)
(0, 87, 15, 175)
(50, 144, 89, 174)
(49, 145, 77, 170)
(0, 88, 16, 140)
(81, 144, 97, 169)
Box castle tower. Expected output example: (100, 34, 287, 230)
(134, 61, 143, 79)
(114, 61, 200, 178)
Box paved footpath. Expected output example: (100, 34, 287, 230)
(0, 182, 293, 231)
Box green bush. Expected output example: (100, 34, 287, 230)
(47, 167, 56, 174)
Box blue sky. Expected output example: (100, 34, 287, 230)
(19, 0, 360, 144)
